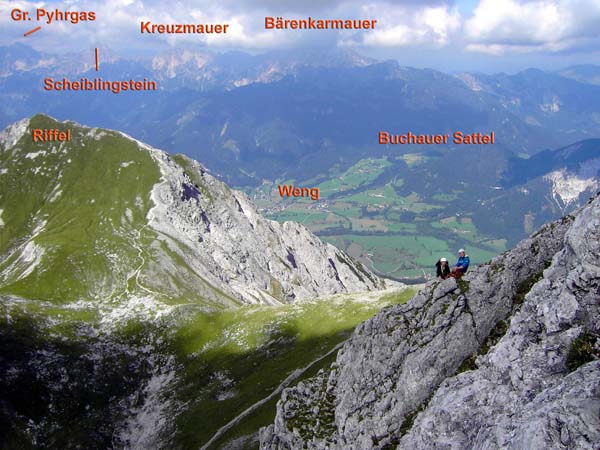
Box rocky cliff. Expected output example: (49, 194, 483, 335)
(260, 195, 600, 449)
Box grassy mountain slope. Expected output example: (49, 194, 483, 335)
(0, 115, 162, 303)
(1, 267, 415, 449)
(0, 115, 383, 309)
(0, 115, 406, 449)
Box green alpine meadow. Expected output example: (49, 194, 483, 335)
(0, 114, 414, 449)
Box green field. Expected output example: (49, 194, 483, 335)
(316, 158, 392, 194)
(253, 156, 508, 281)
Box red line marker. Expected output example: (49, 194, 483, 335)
(24, 26, 42, 37)
(95, 48, 99, 71)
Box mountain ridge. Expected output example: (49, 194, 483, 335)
(0, 114, 386, 308)
(2, 44, 600, 189)
(0, 114, 409, 449)
(260, 193, 600, 449)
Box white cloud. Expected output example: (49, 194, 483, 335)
(0, 0, 463, 52)
(465, 0, 600, 54)
(204, 16, 296, 49)
(343, 3, 461, 48)
(0, 0, 290, 51)
(2, 0, 599, 61)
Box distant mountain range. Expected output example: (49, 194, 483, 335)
(0, 43, 374, 89)
(1, 44, 600, 187)
(2, 44, 598, 281)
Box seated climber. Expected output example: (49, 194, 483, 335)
(435, 257, 450, 279)
(449, 248, 470, 279)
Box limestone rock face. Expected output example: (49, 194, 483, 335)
(143, 150, 386, 305)
(260, 195, 600, 449)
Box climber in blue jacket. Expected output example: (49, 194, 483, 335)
(450, 248, 470, 278)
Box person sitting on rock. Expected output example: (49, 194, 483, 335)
(435, 257, 450, 279)
(450, 249, 470, 279)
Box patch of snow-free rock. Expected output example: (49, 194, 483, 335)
(1, 240, 45, 281)
(135, 135, 386, 305)
(98, 295, 176, 330)
(117, 358, 178, 450)
(0, 117, 29, 149)
(25, 150, 47, 159)
(540, 95, 561, 113)
(545, 159, 600, 206)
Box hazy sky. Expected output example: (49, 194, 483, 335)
(2, 0, 600, 72)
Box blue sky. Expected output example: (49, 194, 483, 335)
(1, 0, 600, 72)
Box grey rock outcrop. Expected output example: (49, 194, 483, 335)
(144, 150, 386, 305)
(260, 195, 600, 449)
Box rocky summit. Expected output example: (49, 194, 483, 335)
(260, 194, 600, 449)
